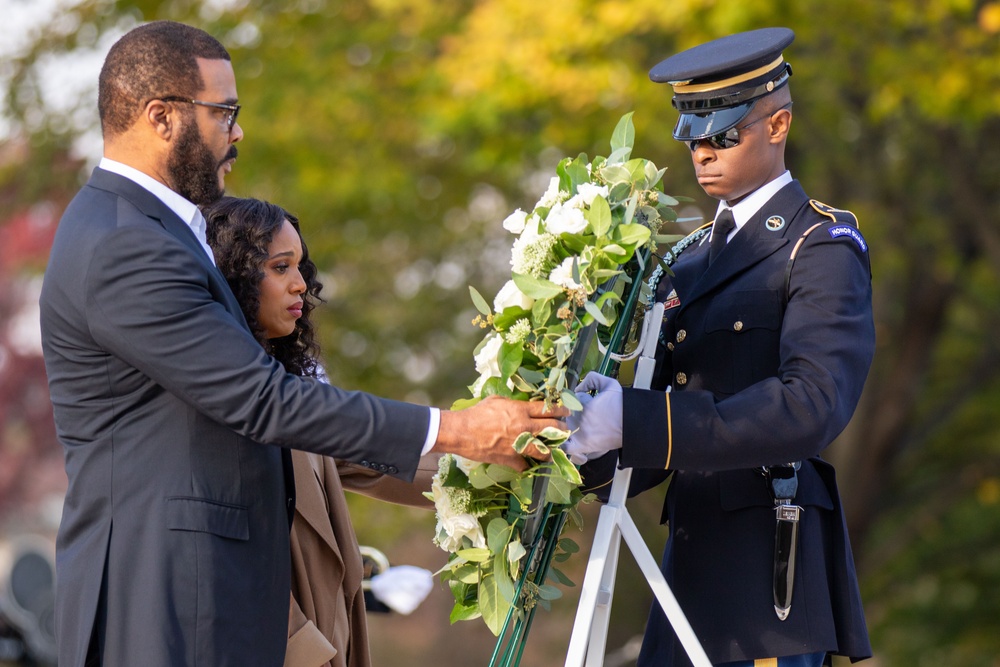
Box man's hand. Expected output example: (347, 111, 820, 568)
(435, 396, 569, 471)
(564, 372, 623, 465)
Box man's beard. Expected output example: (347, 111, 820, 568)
(167, 122, 237, 206)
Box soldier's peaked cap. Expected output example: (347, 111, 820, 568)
(650, 27, 794, 142)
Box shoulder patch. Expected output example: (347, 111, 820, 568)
(827, 225, 868, 253)
(810, 199, 859, 228)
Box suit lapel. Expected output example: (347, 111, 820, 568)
(676, 182, 807, 313)
(87, 168, 248, 327)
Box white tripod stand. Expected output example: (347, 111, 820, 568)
(564, 301, 711, 667)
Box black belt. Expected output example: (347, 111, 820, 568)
(761, 462, 802, 621)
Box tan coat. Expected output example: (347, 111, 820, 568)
(283, 451, 437, 667)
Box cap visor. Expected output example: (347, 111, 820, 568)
(672, 103, 754, 141)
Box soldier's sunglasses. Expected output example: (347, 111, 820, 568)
(688, 102, 793, 152)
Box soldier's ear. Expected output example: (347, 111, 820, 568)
(769, 107, 792, 143)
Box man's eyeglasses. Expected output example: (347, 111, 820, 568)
(160, 97, 241, 131)
(688, 102, 793, 152)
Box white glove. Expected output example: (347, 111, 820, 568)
(563, 372, 623, 465)
(369, 565, 433, 615)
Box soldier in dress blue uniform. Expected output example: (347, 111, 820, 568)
(566, 28, 874, 667)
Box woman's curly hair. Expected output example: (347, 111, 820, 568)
(203, 196, 323, 378)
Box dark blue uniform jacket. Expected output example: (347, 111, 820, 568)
(582, 180, 875, 665)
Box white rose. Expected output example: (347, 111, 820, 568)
(544, 202, 588, 235)
(502, 208, 528, 234)
(453, 455, 481, 476)
(576, 182, 609, 206)
(474, 333, 503, 378)
(493, 280, 534, 313)
(549, 257, 581, 289)
(437, 513, 487, 552)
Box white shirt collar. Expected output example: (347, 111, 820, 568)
(98, 157, 215, 264)
(713, 170, 793, 240)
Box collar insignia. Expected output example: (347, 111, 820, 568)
(765, 215, 786, 231)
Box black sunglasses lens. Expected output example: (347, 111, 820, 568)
(689, 127, 741, 151)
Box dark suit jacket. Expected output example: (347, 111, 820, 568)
(583, 181, 874, 665)
(39, 168, 430, 667)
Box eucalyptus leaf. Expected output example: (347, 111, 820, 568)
(468, 464, 496, 489)
(560, 389, 583, 411)
(507, 539, 527, 564)
(487, 517, 512, 552)
(547, 566, 575, 587)
(546, 476, 574, 505)
(537, 584, 564, 601)
(469, 285, 492, 316)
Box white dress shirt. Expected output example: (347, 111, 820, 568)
(712, 170, 793, 244)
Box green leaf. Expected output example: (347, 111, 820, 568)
(558, 537, 581, 554)
(469, 285, 492, 316)
(451, 396, 482, 411)
(493, 306, 531, 331)
(537, 584, 564, 601)
(551, 447, 584, 485)
(567, 153, 591, 190)
(511, 431, 535, 454)
(499, 342, 524, 378)
(507, 539, 527, 564)
(478, 574, 511, 636)
(531, 298, 552, 328)
(487, 517, 512, 552)
(449, 601, 481, 624)
(486, 464, 520, 484)
(493, 550, 516, 603)
(513, 272, 564, 299)
(610, 111, 635, 157)
(560, 389, 583, 411)
(518, 367, 545, 384)
(547, 566, 575, 587)
(468, 463, 496, 489)
(584, 300, 610, 326)
(457, 547, 491, 562)
(546, 475, 575, 504)
(615, 222, 652, 246)
(537, 425, 571, 442)
(586, 195, 613, 237)
(606, 145, 631, 165)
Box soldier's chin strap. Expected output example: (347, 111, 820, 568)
(761, 462, 802, 621)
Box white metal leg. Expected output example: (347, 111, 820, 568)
(565, 303, 710, 667)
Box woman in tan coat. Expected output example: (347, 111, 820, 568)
(204, 196, 435, 667)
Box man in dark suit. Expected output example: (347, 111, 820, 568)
(38, 21, 564, 667)
(566, 29, 874, 666)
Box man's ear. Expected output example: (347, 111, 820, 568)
(143, 99, 175, 141)
(769, 108, 792, 144)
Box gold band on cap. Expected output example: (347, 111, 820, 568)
(671, 55, 784, 94)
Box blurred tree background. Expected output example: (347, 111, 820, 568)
(1, 0, 999, 665)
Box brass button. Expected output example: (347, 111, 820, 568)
(676, 329, 687, 343)
(666, 342, 675, 351)
(675, 372, 687, 386)
(734, 321, 744, 332)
